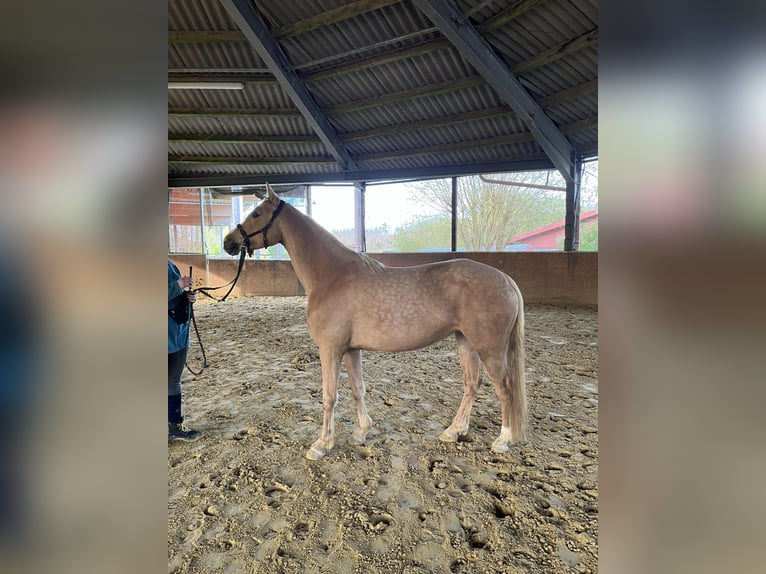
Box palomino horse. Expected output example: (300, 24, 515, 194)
(224, 186, 527, 460)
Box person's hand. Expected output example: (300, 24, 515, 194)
(186, 291, 197, 303)
(176, 276, 193, 290)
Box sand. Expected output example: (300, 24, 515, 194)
(169, 296, 598, 573)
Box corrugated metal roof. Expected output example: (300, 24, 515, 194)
(168, 0, 598, 186)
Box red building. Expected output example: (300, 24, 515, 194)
(506, 210, 598, 251)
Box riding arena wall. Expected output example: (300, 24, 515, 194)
(169, 252, 597, 306)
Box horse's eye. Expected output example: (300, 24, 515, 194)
(251, 212, 260, 219)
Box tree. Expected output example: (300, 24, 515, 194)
(579, 222, 598, 251)
(366, 224, 396, 252)
(580, 160, 599, 211)
(392, 216, 451, 252)
(408, 173, 565, 250)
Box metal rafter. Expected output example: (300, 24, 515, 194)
(167, 78, 597, 137)
(271, 0, 401, 39)
(168, 29, 596, 87)
(218, 0, 358, 171)
(168, 117, 596, 164)
(169, 158, 557, 187)
(412, 0, 575, 183)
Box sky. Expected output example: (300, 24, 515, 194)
(308, 163, 599, 233)
(310, 182, 441, 232)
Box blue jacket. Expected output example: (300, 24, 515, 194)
(168, 260, 191, 353)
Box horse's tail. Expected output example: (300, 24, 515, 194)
(507, 278, 528, 442)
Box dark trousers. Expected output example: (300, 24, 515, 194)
(168, 348, 188, 423)
(168, 347, 187, 396)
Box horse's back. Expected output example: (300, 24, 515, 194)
(394, 258, 516, 303)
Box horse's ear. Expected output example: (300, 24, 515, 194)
(266, 183, 280, 204)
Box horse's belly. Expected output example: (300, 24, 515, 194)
(350, 319, 455, 352)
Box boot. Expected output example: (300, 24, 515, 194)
(168, 420, 201, 442)
(168, 393, 201, 442)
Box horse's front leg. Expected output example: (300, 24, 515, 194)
(440, 333, 481, 443)
(306, 347, 342, 460)
(344, 349, 372, 445)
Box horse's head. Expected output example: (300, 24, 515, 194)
(223, 185, 285, 256)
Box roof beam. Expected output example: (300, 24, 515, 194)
(169, 0, 401, 43)
(302, 38, 450, 82)
(168, 31, 245, 44)
(301, 26, 592, 86)
(168, 108, 302, 118)
(167, 73, 278, 86)
(167, 79, 597, 142)
(168, 66, 594, 128)
(338, 90, 596, 141)
(511, 29, 598, 75)
(219, 0, 357, 170)
(412, 0, 575, 182)
(169, 117, 595, 165)
(356, 133, 537, 161)
(328, 74, 595, 122)
(169, 158, 556, 187)
(353, 117, 595, 162)
(324, 76, 486, 115)
(169, 134, 320, 144)
(169, 155, 335, 165)
(272, 0, 401, 39)
(538, 78, 597, 107)
(339, 106, 513, 141)
(169, 28, 594, 92)
(167, 0, 542, 46)
(479, 0, 546, 33)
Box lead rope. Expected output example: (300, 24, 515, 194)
(185, 302, 208, 376)
(183, 248, 247, 376)
(183, 199, 285, 376)
(194, 246, 248, 302)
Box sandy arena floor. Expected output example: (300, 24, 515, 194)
(168, 296, 598, 573)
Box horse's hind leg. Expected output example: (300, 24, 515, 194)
(483, 345, 526, 453)
(484, 356, 514, 453)
(306, 347, 342, 460)
(344, 349, 372, 444)
(440, 332, 481, 443)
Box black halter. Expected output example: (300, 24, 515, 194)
(194, 200, 286, 304)
(237, 199, 285, 255)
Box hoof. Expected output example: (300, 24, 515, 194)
(490, 439, 510, 454)
(439, 430, 458, 443)
(439, 424, 468, 443)
(491, 426, 517, 453)
(305, 447, 326, 460)
(351, 417, 372, 445)
(351, 431, 368, 445)
(439, 428, 464, 443)
(306, 439, 334, 460)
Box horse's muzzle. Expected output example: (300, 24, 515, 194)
(223, 236, 240, 256)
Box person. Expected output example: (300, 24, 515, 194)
(168, 260, 201, 442)
(0, 247, 39, 545)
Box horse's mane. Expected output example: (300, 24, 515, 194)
(359, 252, 384, 273)
(286, 202, 384, 273)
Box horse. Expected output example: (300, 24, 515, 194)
(223, 185, 527, 460)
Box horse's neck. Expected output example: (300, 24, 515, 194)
(279, 206, 360, 294)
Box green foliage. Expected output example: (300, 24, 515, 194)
(406, 174, 565, 251)
(579, 222, 598, 251)
(204, 227, 222, 255)
(366, 225, 395, 252)
(393, 217, 451, 252)
(555, 221, 598, 251)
